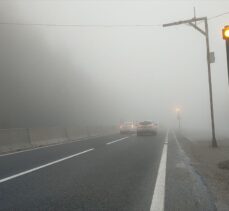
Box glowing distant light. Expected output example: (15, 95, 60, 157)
(175, 108, 181, 112)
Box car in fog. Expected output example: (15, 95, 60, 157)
(119, 122, 136, 134)
(136, 121, 158, 136)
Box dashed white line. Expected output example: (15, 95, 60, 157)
(0, 148, 94, 184)
(106, 137, 129, 145)
(173, 131, 184, 153)
(150, 129, 169, 211)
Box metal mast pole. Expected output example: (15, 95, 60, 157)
(163, 17, 218, 147)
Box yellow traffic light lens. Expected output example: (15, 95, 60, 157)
(224, 29, 229, 38)
(223, 26, 229, 40)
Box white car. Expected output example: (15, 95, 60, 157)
(136, 121, 158, 136)
(120, 122, 136, 134)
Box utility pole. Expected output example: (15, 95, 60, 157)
(163, 16, 218, 147)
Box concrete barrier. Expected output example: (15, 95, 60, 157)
(0, 126, 118, 154)
(86, 125, 118, 137)
(29, 127, 68, 147)
(0, 128, 31, 153)
(66, 126, 88, 140)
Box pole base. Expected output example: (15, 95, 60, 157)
(212, 138, 218, 148)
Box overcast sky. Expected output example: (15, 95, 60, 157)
(0, 0, 229, 137)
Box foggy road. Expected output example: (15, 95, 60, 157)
(1, 1, 229, 210)
(0, 130, 215, 211)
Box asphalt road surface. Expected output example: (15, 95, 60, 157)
(0, 130, 216, 211)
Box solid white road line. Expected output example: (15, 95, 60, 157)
(150, 130, 169, 211)
(0, 148, 94, 184)
(106, 137, 129, 145)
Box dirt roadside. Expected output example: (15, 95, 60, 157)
(177, 133, 229, 211)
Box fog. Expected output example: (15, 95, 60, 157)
(1, 1, 229, 138)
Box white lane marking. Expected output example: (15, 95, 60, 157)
(106, 137, 129, 145)
(150, 129, 169, 211)
(0, 148, 94, 184)
(173, 131, 183, 153)
(0, 134, 115, 157)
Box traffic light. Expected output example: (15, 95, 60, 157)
(223, 26, 229, 84)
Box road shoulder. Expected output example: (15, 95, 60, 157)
(177, 132, 229, 211)
(165, 131, 216, 211)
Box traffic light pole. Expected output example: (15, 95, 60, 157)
(222, 26, 229, 83)
(226, 40, 229, 84)
(163, 17, 218, 147)
(177, 113, 181, 130)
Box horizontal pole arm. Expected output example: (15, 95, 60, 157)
(163, 17, 207, 27)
